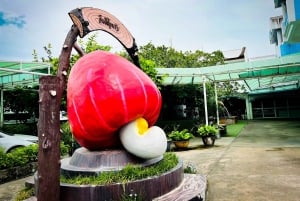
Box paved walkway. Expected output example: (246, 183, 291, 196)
(0, 176, 31, 201)
(1, 120, 300, 201)
(176, 119, 300, 201)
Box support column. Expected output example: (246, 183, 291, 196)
(203, 76, 208, 125)
(0, 89, 3, 128)
(214, 83, 219, 125)
(245, 95, 253, 120)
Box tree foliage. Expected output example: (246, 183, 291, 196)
(3, 86, 38, 123)
(33, 34, 113, 76)
(138, 42, 224, 68)
(217, 81, 246, 98)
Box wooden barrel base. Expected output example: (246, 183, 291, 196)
(59, 161, 183, 201)
(27, 149, 205, 201)
(30, 160, 183, 201)
(26, 163, 207, 201)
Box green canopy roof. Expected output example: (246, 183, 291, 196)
(0, 61, 51, 89)
(156, 53, 300, 95)
(1, 53, 299, 95)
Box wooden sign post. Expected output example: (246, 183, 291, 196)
(37, 76, 61, 201)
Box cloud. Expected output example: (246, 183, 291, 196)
(0, 11, 26, 28)
(0, 1, 282, 60)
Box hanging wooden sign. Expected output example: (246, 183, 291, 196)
(69, 7, 140, 67)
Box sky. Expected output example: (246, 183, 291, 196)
(0, 0, 282, 62)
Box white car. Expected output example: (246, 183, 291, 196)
(0, 131, 38, 153)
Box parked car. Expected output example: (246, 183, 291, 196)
(0, 131, 38, 153)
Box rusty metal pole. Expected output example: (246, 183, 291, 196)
(37, 76, 61, 201)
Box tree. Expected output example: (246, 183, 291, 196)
(138, 42, 224, 68)
(4, 86, 38, 123)
(217, 81, 246, 98)
(33, 34, 112, 76)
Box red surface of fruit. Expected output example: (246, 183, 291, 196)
(67, 50, 162, 150)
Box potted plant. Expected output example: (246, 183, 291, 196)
(197, 125, 218, 146)
(168, 129, 194, 148)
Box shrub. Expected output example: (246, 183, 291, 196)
(61, 121, 80, 155)
(168, 129, 194, 141)
(0, 143, 70, 170)
(2, 123, 37, 135)
(0, 148, 11, 169)
(0, 144, 38, 169)
(60, 142, 70, 156)
(61, 121, 72, 146)
(197, 125, 218, 137)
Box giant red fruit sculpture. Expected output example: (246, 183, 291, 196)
(67, 50, 162, 150)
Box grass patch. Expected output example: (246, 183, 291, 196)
(14, 187, 34, 201)
(60, 152, 179, 185)
(226, 120, 248, 137)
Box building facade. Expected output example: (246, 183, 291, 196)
(270, 0, 300, 56)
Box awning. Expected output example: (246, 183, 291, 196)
(156, 53, 300, 95)
(0, 61, 51, 89)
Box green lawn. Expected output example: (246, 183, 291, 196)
(225, 120, 248, 137)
